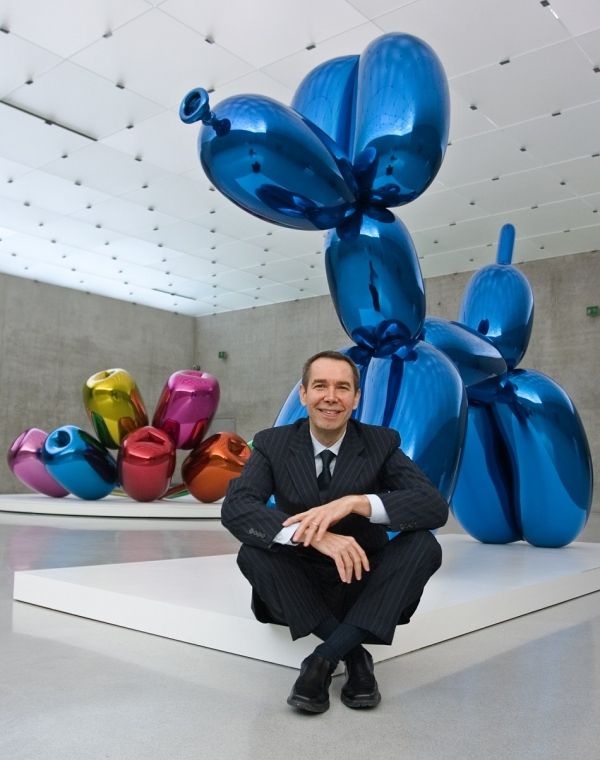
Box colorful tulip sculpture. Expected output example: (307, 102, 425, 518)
(8, 369, 251, 502)
(181, 33, 593, 544)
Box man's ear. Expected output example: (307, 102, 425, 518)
(299, 384, 307, 407)
(352, 389, 361, 410)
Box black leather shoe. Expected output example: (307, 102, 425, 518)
(341, 647, 381, 709)
(287, 653, 334, 713)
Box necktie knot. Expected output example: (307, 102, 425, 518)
(318, 450, 335, 492)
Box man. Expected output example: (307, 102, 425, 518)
(221, 350, 448, 713)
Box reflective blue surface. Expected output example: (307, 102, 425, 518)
(181, 33, 449, 232)
(41, 425, 118, 500)
(492, 370, 592, 547)
(325, 216, 425, 356)
(451, 404, 520, 544)
(460, 224, 534, 369)
(292, 55, 359, 156)
(421, 317, 507, 387)
(358, 344, 466, 500)
(353, 33, 450, 207)
(182, 91, 357, 231)
(450, 224, 593, 547)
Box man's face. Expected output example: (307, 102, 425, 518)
(299, 357, 360, 444)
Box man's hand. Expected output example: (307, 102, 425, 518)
(307, 530, 370, 583)
(282, 495, 371, 546)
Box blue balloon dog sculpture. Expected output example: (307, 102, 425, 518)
(181, 34, 592, 545)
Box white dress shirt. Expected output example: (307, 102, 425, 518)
(273, 430, 390, 545)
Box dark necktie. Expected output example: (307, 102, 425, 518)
(317, 450, 335, 492)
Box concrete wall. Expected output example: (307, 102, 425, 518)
(0, 273, 195, 493)
(196, 251, 599, 520)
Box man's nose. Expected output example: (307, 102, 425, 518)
(323, 385, 337, 400)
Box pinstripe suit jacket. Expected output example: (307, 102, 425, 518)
(221, 418, 448, 553)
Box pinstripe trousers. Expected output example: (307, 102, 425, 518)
(237, 529, 442, 645)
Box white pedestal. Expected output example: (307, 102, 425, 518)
(0, 493, 221, 518)
(13, 535, 600, 668)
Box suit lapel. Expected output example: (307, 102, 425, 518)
(327, 421, 366, 501)
(286, 420, 321, 507)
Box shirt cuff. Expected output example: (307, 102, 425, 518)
(367, 494, 390, 525)
(273, 524, 299, 545)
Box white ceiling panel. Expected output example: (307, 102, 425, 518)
(400, 189, 485, 231)
(415, 215, 508, 255)
(72, 197, 177, 239)
(575, 28, 600, 65)
(123, 172, 215, 222)
(375, 0, 568, 77)
(0, 170, 109, 215)
(0, 0, 150, 58)
(348, 0, 416, 19)
(0, 32, 60, 98)
(454, 167, 577, 215)
(250, 281, 305, 302)
(525, 226, 600, 258)
(5, 62, 164, 140)
(0, 156, 34, 182)
(551, 0, 600, 37)
(102, 108, 200, 174)
(161, 0, 368, 68)
(0, 196, 60, 235)
(452, 40, 600, 127)
(447, 88, 496, 142)
(0, 102, 90, 168)
(245, 258, 318, 283)
(209, 71, 294, 106)
(157, 220, 235, 254)
(71, 9, 252, 108)
(259, 227, 325, 257)
(32, 217, 123, 250)
(503, 101, 600, 165)
(0, 0, 598, 315)
(90, 236, 170, 268)
(213, 268, 278, 291)
(505, 199, 598, 238)
(40, 143, 168, 196)
(263, 22, 382, 90)
(167, 254, 229, 281)
(550, 155, 600, 196)
(210, 240, 281, 269)
(437, 129, 537, 186)
(207, 203, 274, 239)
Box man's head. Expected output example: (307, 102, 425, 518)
(299, 351, 361, 445)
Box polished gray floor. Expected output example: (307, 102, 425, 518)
(1, 512, 599, 760)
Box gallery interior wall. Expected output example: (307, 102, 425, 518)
(197, 250, 599, 517)
(0, 251, 596, 520)
(0, 272, 194, 494)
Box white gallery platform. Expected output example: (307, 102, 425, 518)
(13, 534, 600, 669)
(0, 493, 221, 518)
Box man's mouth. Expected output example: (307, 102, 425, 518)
(318, 408, 341, 417)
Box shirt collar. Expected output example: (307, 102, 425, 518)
(309, 430, 345, 457)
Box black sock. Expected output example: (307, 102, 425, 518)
(314, 623, 368, 667)
(313, 614, 340, 642)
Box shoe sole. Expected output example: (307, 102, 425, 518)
(287, 695, 330, 713)
(340, 691, 381, 709)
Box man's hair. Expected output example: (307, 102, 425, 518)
(301, 350, 360, 391)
